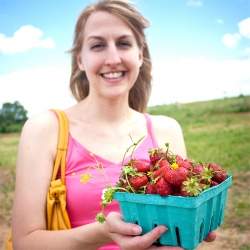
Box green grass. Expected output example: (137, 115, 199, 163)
(0, 134, 19, 221)
(241, 245, 250, 250)
(0, 133, 20, 167)
(147, 95, 250, 174)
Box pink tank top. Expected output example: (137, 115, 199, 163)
(56, 113, 158, 250)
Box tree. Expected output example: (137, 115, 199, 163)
(0, 101, 28, 133)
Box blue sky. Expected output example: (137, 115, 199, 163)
(0, 0, 250, 117)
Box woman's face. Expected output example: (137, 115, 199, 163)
(77, 11, 143, 101)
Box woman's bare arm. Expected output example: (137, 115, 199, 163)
(11, 111, 112, 249)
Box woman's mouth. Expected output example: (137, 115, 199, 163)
(102, 72, 125, 79)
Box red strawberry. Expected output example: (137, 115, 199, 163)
(128, 175, 148, 190)
(180, 176, 202, 197)
(164, 166, 189, 186)
(180, 183, 191, 197)
(145, 182, 157, 194)
(157, 159, 171, 168)
(193, 165, 204, 179)
(177, 159, 192, 171)
(153, 166, 169, 179)
(148, 148, 166, 164)
(131, 160, 149, 173)
(176, 157, 193, 171)
(148, 162, 155, 172)
(210, 180, 219, 187)
(175, 155, 183, 161)
(173, 185, 181, 193)
(119, 182, 132, 192)
(208, 163, 227, 183)
(153, 178, 173, 196)
(184, 158, 193, 169)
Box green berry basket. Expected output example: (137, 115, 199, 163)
(114, 174, 232, 250)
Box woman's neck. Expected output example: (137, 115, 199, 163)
(75, 96, 138, 126)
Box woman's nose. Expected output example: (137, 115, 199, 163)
(104, 46, 121, 67)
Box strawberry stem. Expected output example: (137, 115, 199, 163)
(122, 135, 146, 166)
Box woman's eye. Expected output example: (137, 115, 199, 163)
(118, 41, 131, 47)
(91, 43, 104, 50)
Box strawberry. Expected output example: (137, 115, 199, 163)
(172, 185, 181, 196)
(149, 159, 170, 173)
(175, 155, 183, 162)
(128, 175, 148, 191)
(119, 182, 132, 192)
(157, 159, 171, 169)
(177, 158, 192, 171)
(176, 158, 192, 171)
(210, 180, 219, 187)
(184, 158, 193, 169)
(192, 165, 204, 179)
(131, 160, 149, 173)
(153, 166, 169, 179)
(180, 176, 202, 197)
(148, 162, 155, 172)
(148, 148, 166, 164)
(145, 182, 157, 194)
(153, 178, 173, 196)
(200, 166, 214, 184)
(208, 163, 227, 183)
(164, 166, 189, 186)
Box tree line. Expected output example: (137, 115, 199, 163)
(0, 101, 28, 133)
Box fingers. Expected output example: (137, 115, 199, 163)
(106, 212, 142, 236)
(135, 226, 168, 249)
(106, 213, 184, 249)
(203, 231, 216, 242)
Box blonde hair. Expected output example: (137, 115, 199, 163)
(68, 0, 152, 113)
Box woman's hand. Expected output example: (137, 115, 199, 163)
(203, 231, 216, 242)
(105, 212, 184, 249)
(106, 212, 216, 249)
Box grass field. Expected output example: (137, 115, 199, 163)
(0, 95, 250, 249)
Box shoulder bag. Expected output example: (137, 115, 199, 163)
(5, 109, 71, 250)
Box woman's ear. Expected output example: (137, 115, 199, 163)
(77, 54, 85, 71)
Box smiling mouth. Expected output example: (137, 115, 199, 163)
(102, 72, 125, 79)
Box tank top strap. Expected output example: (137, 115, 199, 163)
(144, 113, 159, 148)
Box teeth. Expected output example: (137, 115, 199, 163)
(103, 72, 123, 79)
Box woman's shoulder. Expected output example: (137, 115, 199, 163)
(20, 110, 59, 149)
(23, 110, 59, 133)
(148, 114, 187, 158)
(149, 114, 182, 132)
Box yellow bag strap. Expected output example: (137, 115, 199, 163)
(50, 109, 69, 184)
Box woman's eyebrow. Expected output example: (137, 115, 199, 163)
(87, 34, 134, 41)
(87, 35, 103, 41)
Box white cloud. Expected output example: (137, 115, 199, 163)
(0, 25, 55, 54)
(222, 33, 241, 48)
(149, 57, 250, 106)
(215, 19, 223, 25)
(0, 66, 76, 117)
(238, 17, 250, 39)
(240, 47, 250, 59)
(186, 0, 203, 7)
(222, 17, 250, 50)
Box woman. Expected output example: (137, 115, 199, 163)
(12, 0, 216, 249)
